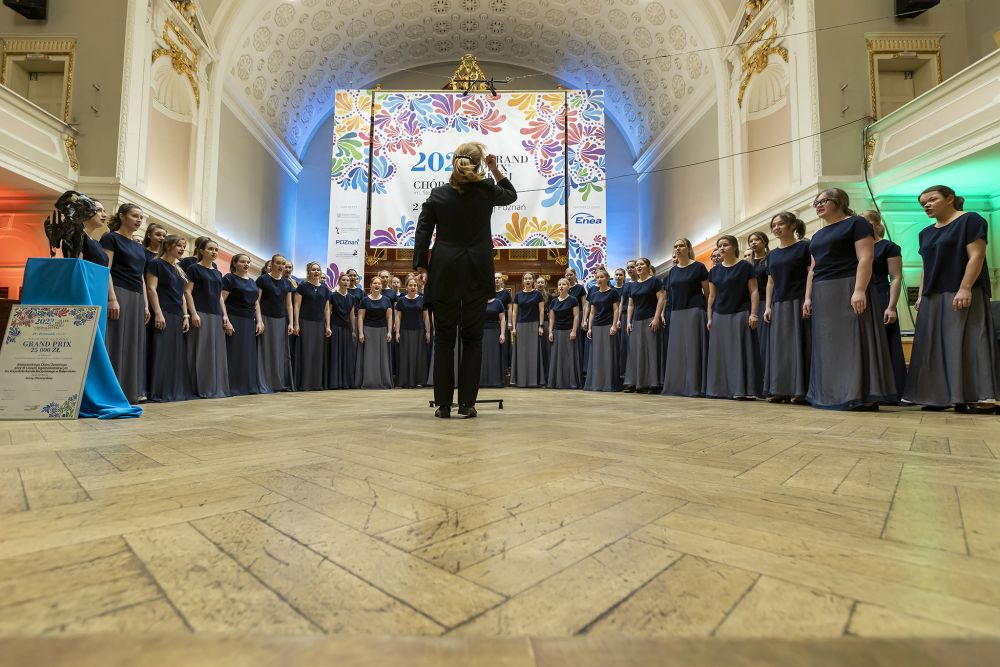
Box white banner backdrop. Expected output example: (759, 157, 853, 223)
(566, 90, 607, 282)
(368, 92, 568, 249)
(326, 90, 372, 288)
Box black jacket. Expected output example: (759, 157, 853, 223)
(413, 177, 517, 303)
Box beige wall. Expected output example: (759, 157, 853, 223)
(964, 0, 1000, 61)
(214, 104, 295, 261)
(638, 107, 721, 266)
(145, 106, 194, 218)
(0, 1, 127, 177)
(745, 101, 793, 216)
(815, 0, 973, 177)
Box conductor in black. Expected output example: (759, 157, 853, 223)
(414, 142, 518, 418)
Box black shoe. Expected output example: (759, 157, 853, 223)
(434, 406, 451, 419)
(458, 405, 478, 418)
(623, 385, 636, 393)
(954, 403, 969, 413)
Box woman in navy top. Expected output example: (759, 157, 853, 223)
(862, 210, 907, 398)
(222, 254, 262, 396)
(747, 231, 770, 396)
(101, 203, 149, 403)
(662, 239, 709, 397)
(494, 272, 513, 373)
(535, 275, 552, 378)
(904, 185, 998, 410)
(327, 273, 357, 389)
(256, 254, 294, 393)
(293, 262, 332, 391)
(625, 258, 665, 392)
(546, 278, 581, 389)
(565, 267, 588, 375)
(144, 236, 193, 402)
(762, 212, 811, 403)
(584, 268, 622, 392)
(804, 188, 897, 409)
(706, 236, 759, 399)
(184, 240, 230, 398)
(618, 261, 638, 383)
(142, 223, 166, 266)
(357, 276, 394, 389)
(395, 277, 430, 388)
(79, 199, 109, 267)
(480, 296, 508, 388)
(510, 273, 545, 387)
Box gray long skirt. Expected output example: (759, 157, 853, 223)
(706, 310, 760, 399)
(357, 325, 393, 389)
(873, 285, 907, 397)
(539, 321, 551, 378)
(617, 309, 630, 380)
(584, 325, 621, 391)
(764, 299, 810, 399)
(295, 319, 328, 391)
(187, 311, 230, 398)
(662, 307, 707, 397)
(106, 286, 146, 403)
(258, 315, 293, 393)
(480, 327, 505, 388)
(547, 330, 581, 389)
(753, 300, 769, 397)
(226, 314, 260, 396)
(625, 317, 661, 390)
(511, 321, 544, 387)
(328, 325, 355, 389)
(397, 328, 429, 388)
(807, 277, 898, 409)
(903, 288, 999, 407)
(147, 312, 193, 403)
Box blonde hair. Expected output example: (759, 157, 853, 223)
(450, 142, 487, 193)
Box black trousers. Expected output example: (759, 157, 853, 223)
(431, 296, 487, 408)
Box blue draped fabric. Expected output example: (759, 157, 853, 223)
(21, 258, 142, 419)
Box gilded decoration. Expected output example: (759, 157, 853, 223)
(864, 133, 878, 170)
(169, 0, 204, 41)
(63, 136, 79, 172)
(366, 249, 388, 266)
(741, 0, 768, 32)
(0, 38, 76, 123)
(737, 16, 789, 108)
(151, 19, 200, 106)
(448, 54, 490, 92)
(865, 33, 943, 120)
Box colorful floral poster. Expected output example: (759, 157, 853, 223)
(327, 89, 372, 288)
(367, 91, 568, 249)
(0, 305, 99, 420)
(567, 90, 608, 282)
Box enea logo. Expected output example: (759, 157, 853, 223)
(335, 239, 360, 246)
(571, 212, 603, 225)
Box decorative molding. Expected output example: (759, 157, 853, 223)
(866, 32, 943, 120)
(221, 78, 303, 181)
(63, 136, 79, 172)
(737, 16, 789, 108)
(0, 36, 76, 123)
(864, 133, 878, 171)
(152, 19, 201, 107)
(448, 54, 490, 92)
(366, 248, 388, 266)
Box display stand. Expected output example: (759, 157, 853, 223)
(20, 258, 142, 419)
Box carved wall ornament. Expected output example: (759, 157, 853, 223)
(449, 54, 491, 92)
(63, 136, 79, 172)
(864, 133, 878, 171)
(741, 0, 769, 32)
(737, 16, 789, 108)
(151, 19, 201, 107)
(169, 0, 205, 41)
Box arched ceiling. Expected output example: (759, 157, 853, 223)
(216, 0, 733, 157)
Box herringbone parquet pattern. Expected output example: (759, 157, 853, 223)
(1, 389, 999, 643)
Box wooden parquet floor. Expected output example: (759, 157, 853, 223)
(1, 389, 999, 663)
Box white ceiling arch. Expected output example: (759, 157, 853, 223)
(211, 0, 733, 158)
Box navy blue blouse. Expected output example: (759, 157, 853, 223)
(710, 260, 754, 315)
(810, 216, 874, 283)
(588, 288, 621, 326)
(515, 290, 544, 323)
(256, 274, 292, 319)
(222, 273, 258, 319)
(186, 263, 223, 315)
(82, 235, 109, 267)
(752, 258, 768, 303)
(629, 277, 664, 321)
(872, 239, 902, 294)
(296, 282, 330, 322)
(329, 290, 354, 328)
(766, 241, 811, 303)
(395, 295, 425, 330)
(549, 295, 579, 330)
(918, 212, 991, 297)
(100, 231, 146, 293)
(568, 284, 587, 311)
(485, 298, 505, 329)
(147, 259, 186, 316)
(360, 295, 391, 326)
(495, 289, 512, 310)
(666, 262, 708, 312)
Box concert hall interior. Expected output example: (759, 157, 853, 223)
(1, 0, 1000, 665)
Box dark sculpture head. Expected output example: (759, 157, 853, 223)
(44, 190, 99, 259)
